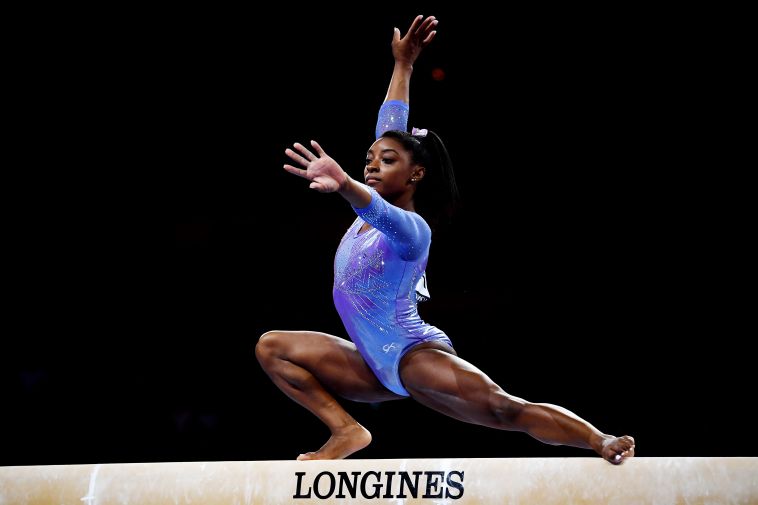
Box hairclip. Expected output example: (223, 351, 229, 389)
(411, 127, 428, 137)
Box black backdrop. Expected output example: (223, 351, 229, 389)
(2, 5, 752, 465)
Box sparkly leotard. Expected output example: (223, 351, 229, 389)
(332, 100, 453, 396)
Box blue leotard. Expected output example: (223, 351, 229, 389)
(332, 100, 453, 396)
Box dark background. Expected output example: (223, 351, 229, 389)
(3, 6, 752, 465)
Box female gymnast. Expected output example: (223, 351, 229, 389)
(256, 15, 635, 465)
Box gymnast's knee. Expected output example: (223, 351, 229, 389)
(255, 331, 289, 364)
(491, 390, 529, 430)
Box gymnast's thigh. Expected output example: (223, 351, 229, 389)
(259, 330, 405, 403)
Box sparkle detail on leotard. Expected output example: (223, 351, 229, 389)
(335, 230, 392, 333)
(375, 100, 409, 139)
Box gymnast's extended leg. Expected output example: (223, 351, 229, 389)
(399, 343, 635, 464)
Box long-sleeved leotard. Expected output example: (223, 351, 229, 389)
(332, 101, 453, 396)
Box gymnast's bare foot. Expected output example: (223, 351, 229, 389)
(297, 423, 372, 460)
(600, 435, 635, 465)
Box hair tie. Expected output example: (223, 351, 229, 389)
(411, 127, 428, 137)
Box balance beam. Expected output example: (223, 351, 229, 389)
(1, 457, 755, 504)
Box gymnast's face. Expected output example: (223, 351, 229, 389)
(364, 137, 424, 201)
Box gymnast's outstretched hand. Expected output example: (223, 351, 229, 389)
(284, 140, 348, 193)
(392, 14, 438, 66)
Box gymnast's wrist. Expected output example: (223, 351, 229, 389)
(394, 60, 414, 72)
(338, 175, 355, 194)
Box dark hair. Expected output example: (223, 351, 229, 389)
(380, 129, 460, 230)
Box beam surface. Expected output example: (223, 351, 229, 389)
(1, 457, 756, 504)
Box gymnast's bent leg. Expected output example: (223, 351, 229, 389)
(398, 343, 635, 464)
(256, 330, 405, 460)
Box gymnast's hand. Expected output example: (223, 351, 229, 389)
(392, 14, 438, 66)
(284, 140, 348, 193)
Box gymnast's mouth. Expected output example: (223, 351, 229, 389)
(365, 176, 382, 185)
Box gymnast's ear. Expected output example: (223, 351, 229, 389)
(410, 165, 425, 183)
